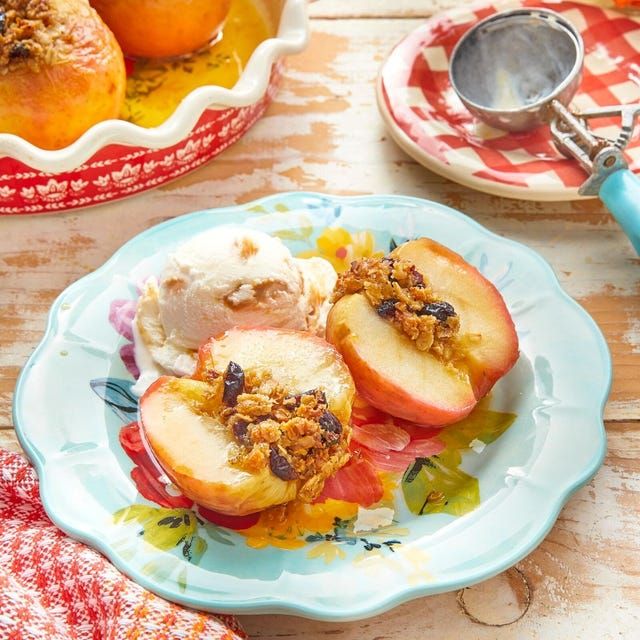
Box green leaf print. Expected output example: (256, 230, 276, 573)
(114, 506, 197, 552)
(203, 523, 235, 546)
(401, 404, 516, 517)
(402, 450, 480, 516)
(177, 567, 188, 593)
(438, 406, 517, 459)
(141, 556, 180, 581)
(182, 535, 208, 564)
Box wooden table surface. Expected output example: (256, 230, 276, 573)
(2, 1, 639, 638)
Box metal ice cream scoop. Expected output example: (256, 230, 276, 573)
(449, 8, 640, 255)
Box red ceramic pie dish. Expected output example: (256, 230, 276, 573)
(0, 0, 308, 215)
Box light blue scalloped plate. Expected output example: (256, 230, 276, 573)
(13, 193, 610, 621)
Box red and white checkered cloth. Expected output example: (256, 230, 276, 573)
(0, 448, 246, 640)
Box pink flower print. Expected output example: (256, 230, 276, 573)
(109, 299, 139, 378)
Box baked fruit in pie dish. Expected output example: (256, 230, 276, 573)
(0, 0, 308, 213)
(140, 328, 356, 516)
(90, 0, 232, 59)
(0, 0, 126, 150)
(326, 238, 519, 426)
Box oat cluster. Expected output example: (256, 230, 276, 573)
(0, 1, 72, 73)
(217, 363, 351, 502)
(333, 256, 462, 360)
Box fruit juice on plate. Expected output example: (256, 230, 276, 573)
(121, 0, 272, 127)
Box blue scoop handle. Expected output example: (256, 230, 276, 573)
(599, 169, 640, 255)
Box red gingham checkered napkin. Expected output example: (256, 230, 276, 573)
(379, 0, 640, 199)
(0, 448, 247, 640)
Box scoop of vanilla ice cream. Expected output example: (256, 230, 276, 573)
(134, 227, 337, 382)
(157, 227, 314, 349)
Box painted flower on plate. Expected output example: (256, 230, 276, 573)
(299, 227, 383, 272)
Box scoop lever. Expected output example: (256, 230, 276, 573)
(550, 103, 640, 253)
(551, 103, 640, 195)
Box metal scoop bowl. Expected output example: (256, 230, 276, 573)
(449, 9, 583, 132)
(449, 8, 640, 254)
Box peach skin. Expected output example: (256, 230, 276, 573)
(91, 0, 232, 58)
(326, 238, 519, 426)
(0, 0, 126, 150)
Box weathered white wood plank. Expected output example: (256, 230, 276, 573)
(309, 0, 460, 19)
(309, 0, 639, 19)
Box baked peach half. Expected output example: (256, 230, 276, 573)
(194, 328, 355, 425)
(0, 0, 126, 150)
(326, 238, 519, 426)
(140, 328, 356, 516)
(91, 0, 232, 58)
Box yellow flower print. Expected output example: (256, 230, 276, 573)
(240, 499, 358, 551)
(364, 525, 410, 539)
(306, 540, 347, 564)
(352, 548, 385, 564)
(114, 506, 197, 551)
(352, 546, 431, 584)
(298, 227, 383, 273)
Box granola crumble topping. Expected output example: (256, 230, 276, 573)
(333, 256, 465, 361)
(0, 1, 74, 74)
(217, 362, 351, 502)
